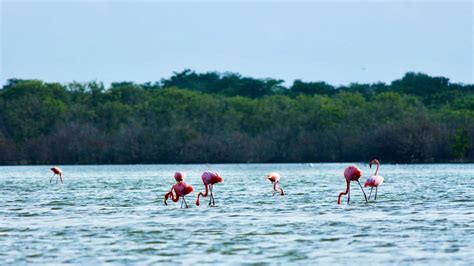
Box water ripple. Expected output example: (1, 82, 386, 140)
(0, 163, 473, 264)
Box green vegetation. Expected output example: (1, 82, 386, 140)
(0, 70, 473, 164)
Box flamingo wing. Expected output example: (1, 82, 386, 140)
(364, 175, 384, 187)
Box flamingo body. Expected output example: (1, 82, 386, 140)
(164, 181, 194, 208)
(344, 166, 363, 182)
(171, 182, 194, 197)
(51, 167, 63, 175)
(201, 171, 223, 185)
(364, 176, 384, 187)
(196, 171, 223, 206)
(266, 172, 280, 183)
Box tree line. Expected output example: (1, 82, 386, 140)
(0, 70, 473, 164)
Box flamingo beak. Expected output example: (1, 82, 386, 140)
(369, 163, 372, 168)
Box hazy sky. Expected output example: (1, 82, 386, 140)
(1, 1, 472, 86)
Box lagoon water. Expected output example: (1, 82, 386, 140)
(0, 164, 473, 264)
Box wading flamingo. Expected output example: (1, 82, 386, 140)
(338, 165, 368, 204)
(164, 172, 194, 208)
(266, 172, 285, 196)
(364, 159, 384, 200)
(50, 167, 64, 184)
(196, 171, 223, 206)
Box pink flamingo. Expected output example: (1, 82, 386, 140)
(196, 171, 223, 206)
(364, 159, 384, 200)
(338, 165, 368, 204)
(266, 172, 285, 196)
(164, 172, 194, 208)
(50, 167, 64, 184)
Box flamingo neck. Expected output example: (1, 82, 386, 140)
(171, 193, 179, 202)
(196, 182, 209, 206)
(374, 163, 380, 176)
(164, 191, 171, 204)
(337, 180, 350, 204)
(165, 189, 180, 203)
(171, 192, 180, 202)
(273, 181, 284, 195)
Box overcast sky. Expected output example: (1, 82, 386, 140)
(1, 0, 472, 86)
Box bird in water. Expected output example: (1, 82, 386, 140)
(50, 167, 64, 184)
(364, 159, 384, 200)
(266, 172, 285, 196)
(338, 165, 368, 204)
(164, 172, 194, 208)
(196, 171, 223, 207)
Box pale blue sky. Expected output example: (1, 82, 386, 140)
(1, 1, 473, 86)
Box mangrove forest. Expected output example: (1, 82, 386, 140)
(0, 70, 473, 164)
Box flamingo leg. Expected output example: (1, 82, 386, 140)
(368, 187, 373, 200)
(50, 174, 54, 184)
(180, 197, 184, 208)
(357, 181, 368, 203)
(375, 187, 378, 200)
(56, 175, 59, 184)
(208, 185, 212, 206)
(213, 187, 216, 205)
(347, 190, 350, 204)
(183, 197, 189, 208)
(210, 185, 215, 206)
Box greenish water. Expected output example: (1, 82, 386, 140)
(1, 164, 473, 264)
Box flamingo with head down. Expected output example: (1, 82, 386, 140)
(266, 172, 285, 196)
(364, 159, 384, 200)
(338, 165, 368, 204)
(50, 167, 64, 184)
(164, 172, 194, 208)
(196, 171, 223, 206)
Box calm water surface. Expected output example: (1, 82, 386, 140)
(1, 164, 473, 264)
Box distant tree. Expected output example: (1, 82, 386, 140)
(0, 79, 66, 142)
(289, 80, 335, 95)
(451, 128, 470, 160)
(161, 69, 285, 98)
(391, 72, 449, 97)
(0, 72, 472, 164)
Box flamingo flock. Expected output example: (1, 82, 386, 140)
(337, 159, 385, 204)
(47, 159, 385, 207)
